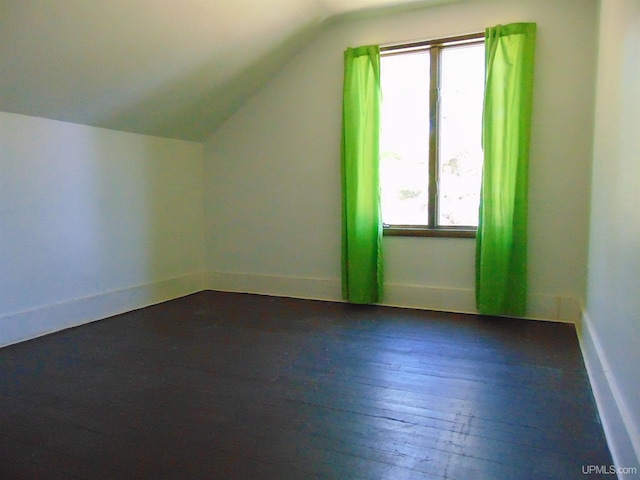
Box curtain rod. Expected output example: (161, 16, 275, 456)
(380, 31, 484, 51)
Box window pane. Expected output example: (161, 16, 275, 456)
(438, 43, 484, 227)
(380, 52, 430, 226)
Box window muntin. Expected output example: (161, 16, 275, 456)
(380, 35, 484, 237)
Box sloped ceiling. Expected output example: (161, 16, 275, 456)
(1, 0, 457, 141)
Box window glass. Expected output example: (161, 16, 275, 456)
(437, 43, 484, 227)
(380, 51, 430, 226)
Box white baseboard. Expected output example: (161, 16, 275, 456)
(206, 271, 342, 302)
(0, 267, 581, 346)
(0, 272, 206, 348)
(382, 282, 475, 313)
(383, 283, 579, 322)
(205, 270, 580, 322)
(579, 310, 640, 478)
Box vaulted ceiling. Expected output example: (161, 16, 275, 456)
(1, 0, 457, 141)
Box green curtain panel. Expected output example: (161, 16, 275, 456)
(476, 23, 537, 317)
(341, 45, 383, 304)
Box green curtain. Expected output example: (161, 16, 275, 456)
(476, 23, 536, 317)
(341, 46, 383, 304)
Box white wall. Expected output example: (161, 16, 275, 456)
(581, 0, 640, 473)
(204, 0, 598, 321)
(0, 112, 205, 346)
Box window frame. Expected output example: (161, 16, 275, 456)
(380, 32, 485, 238)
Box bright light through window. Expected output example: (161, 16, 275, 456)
(438, 44, 484, 227)
(380, 51, 430, 226)
(380, 37, 484, 234)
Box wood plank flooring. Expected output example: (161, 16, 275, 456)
(0, 291, 612, 479)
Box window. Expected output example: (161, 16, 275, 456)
(380, 34, 485, 237)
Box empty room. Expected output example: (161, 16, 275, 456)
(1, 0, 638, 478)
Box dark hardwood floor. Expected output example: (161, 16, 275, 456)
(0, 291, 612, 479)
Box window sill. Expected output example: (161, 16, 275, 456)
(383, 226, 477, 238)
